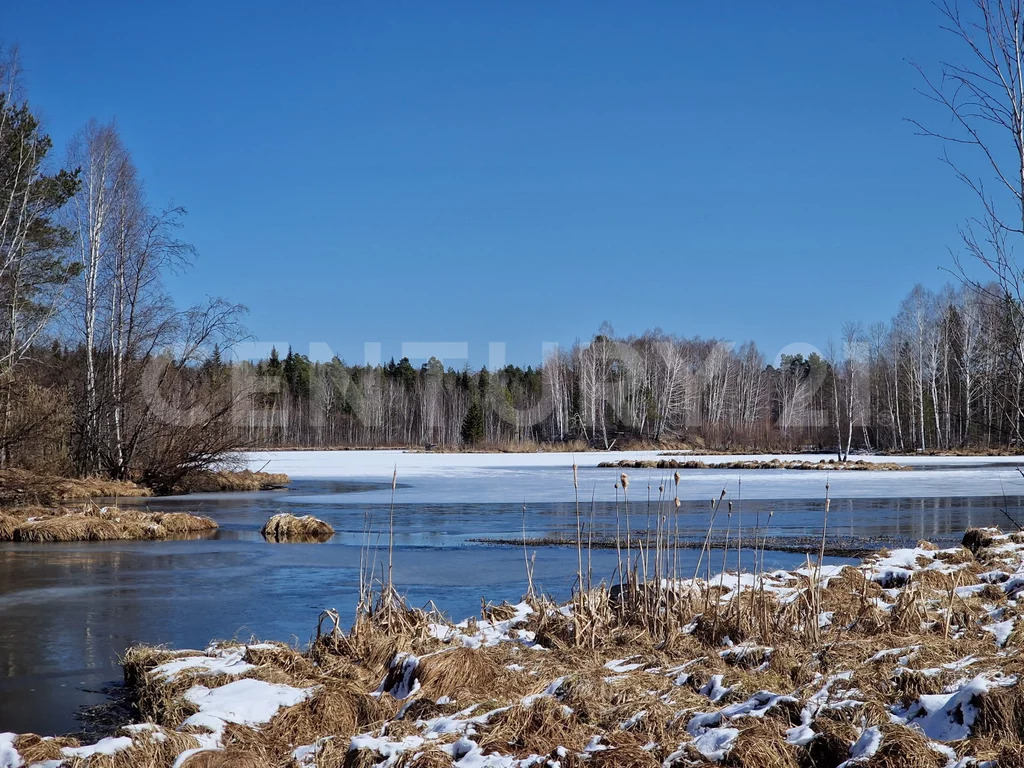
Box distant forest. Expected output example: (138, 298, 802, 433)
(231, 280, 1024, 457)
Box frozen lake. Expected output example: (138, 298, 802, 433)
(2, 449, 1024, 736)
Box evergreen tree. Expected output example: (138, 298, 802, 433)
(461, 399, 485, 444)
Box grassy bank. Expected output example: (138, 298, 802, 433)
(0, 505, 218, 542)
(0, 468, 289, 543)
(173, 469, 290, 494)
(0, 469, 154, 506)
(0, 468, 289, 505)
(8, 525, 1024, 766)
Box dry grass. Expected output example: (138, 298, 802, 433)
(260, 513, 334, 542)
(477, 695, 592, 757)
(723, 717, 801, 768)
(0, 505, 217, 542)
(176, 470, 290, 494)
(415, 646, 503, 699)
(12, 734, 81, 763)
(71, 728, 201, 768)
(863, 724, 946, 767)
(151, 512, 219, 534)
(0, 469, 151, 506)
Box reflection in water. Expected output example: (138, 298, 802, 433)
(0, 477, 1021, 736)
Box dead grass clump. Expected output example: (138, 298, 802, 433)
(314, 605, 448, 681)
(801, 716, 858, 768)
(861, 724, 945, 768)
(963, 528, 997, 555)
(692, 614, 746, 648)
(973, 682, 1024, 739)
(260, 513, 334, 542)
(415, 647, 502, 699)
(73, 726, 202, 768)
(979, 583, 1007, 602)
(238, 642, 332, 684)
(177, 746, 268, 768)
(344, 745, 390, 768)
(556, 672, 617, 725)
(764, 645, 814, 688)
(177, 470, 290, 494)
(393, 745, 458, 767)
(528, 607, 577, 649)
(723, 717, 800, 768)
(822, 566, 882, 600)
(12, 734, 80, 763)
(0, 512, 18, 538)
(987, 742, 1024, 768)
(478, 695, 591, 757)
(936, 547, 975, 564)
(482, 602, 521, 622)
(610, 700, 679, 746)
(230, 680, 386, 764)
(586, 744, 661, 767)
(151, 512, 218, 533)
(892, 668, 956, 702)
(14, 514, 123, 542)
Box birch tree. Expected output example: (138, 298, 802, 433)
(68, 120, 131, 473)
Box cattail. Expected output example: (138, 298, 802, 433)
(572, 463, 579, 490)
(674, 497, 680, 508)
(620, 473, 630, 491)
(658, 485, 664, 493)
(391, 467, 397, 491)
(674, 471, 681, 486)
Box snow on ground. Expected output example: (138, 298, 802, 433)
(244, 449, 1024, 504)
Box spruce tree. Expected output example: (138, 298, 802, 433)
(461, 399, 485, 445)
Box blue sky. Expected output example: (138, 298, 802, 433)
(7, 2, 981, 367)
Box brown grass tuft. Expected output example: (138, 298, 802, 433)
(415, 647, 502, 699)
(177, 470, 290, 494)
(151, 512, 218, 533)
(723, 717, 801, 768)
(12, 734, 80, 763)
(393, 745, 457, 767)
(587, 744, 661, 767)
(963, 528, 997, 555)
(862, 724, 945, 768)
(478, 695, 591, 757)
(260, 513, 334, 542)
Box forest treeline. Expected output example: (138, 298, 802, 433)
(234, 280, 1024, 456)
(0, 49, 244, 488)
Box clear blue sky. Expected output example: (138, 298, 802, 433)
(7, 2, 979, 367)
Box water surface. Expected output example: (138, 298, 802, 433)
(1, 464, 1022, 736)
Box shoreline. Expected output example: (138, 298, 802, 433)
(468, 535, 897, 559)
(248, 443, 1024, 458)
